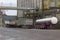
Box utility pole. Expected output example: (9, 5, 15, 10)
(42, 0, 44, 18)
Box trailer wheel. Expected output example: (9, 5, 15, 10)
(35, 25, 45, 29)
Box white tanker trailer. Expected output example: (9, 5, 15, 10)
(36, 17, 58, 24)
(35, 17, 58, 29)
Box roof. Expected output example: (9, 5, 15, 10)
(2, 15, 16, 21)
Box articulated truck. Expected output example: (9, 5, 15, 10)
(4, 15, 58, 29)
(2, 9, 58, 29)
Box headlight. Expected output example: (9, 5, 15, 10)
(5, 21, 9, 24)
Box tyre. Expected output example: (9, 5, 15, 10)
(22, 25, 32, 29)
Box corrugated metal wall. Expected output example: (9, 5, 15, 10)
(17, 0, 42, 17)
(17, 0, 60, 20)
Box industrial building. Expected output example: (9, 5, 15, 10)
(0, 0, 59, 28)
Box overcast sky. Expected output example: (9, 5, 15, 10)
(0, 0, 17, 16)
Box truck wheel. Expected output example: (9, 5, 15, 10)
(6, 24, 10, 28)
(18, 25, 22, 28)
(22, 25, 32, 29)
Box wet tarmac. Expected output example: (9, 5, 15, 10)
(0, 27, 60, 40)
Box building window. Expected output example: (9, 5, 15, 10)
(49, 0, 55, 8)
(50, 0, 54, 2)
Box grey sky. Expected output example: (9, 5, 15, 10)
(0, 0, 17, 16)
(0, 0, 42, 16)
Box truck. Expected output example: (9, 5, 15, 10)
(2, 13, 33, 28)
(2, 9, 58, 29)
